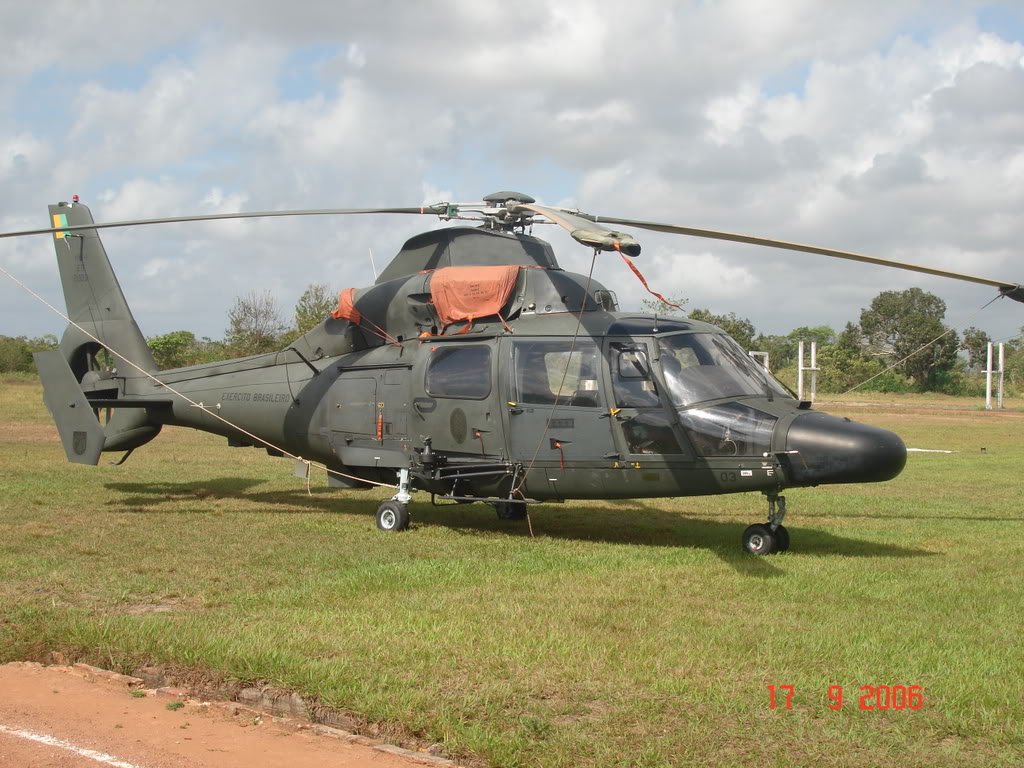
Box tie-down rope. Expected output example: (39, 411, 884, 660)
(0, 262, 394, 492)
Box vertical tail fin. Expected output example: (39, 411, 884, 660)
(43, 200, 161, 455)
(49, 200, 157, 376)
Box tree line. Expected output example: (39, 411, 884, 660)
(647, 288, 1024, 396)
(0, 283, 336, 374)
(145, 283, 337, 369)
(3, 284, 1022, 396)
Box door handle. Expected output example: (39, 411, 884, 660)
(412, 397, 437, 419)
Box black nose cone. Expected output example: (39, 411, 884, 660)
(785, 411, 906, 486)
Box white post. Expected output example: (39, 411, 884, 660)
(797, 341, 805, 401)
(809, 341, 818, 403)
(748, 351, 770, 371)
(797, 341, 819, 403)
(985, 342, 993, 410)
(998, 343, 1005, 410)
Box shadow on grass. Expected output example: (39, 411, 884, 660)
(105, 477, 271, 506)
(105, 478, 936, 568)
(600, 496, 1024, 524)
(427, 505, 936, 575)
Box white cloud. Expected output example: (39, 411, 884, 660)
(346, 43, 367, 70)
(556, 101, 634, 125)
(647, 248, 759, 303)
(704, 83, 759, 146)
(2, 1, 1024, 342)
(0, 133, 50, 179)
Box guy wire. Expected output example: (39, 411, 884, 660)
(821, 294, 1003, 402)
(0, 262, 394, 490)
(511, 250, 599, 521)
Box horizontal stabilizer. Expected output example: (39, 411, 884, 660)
(34, 350, 105, 465)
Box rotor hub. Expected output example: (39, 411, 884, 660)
(480, 191, 537, 231)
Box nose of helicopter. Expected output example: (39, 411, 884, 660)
(784, 411, 907, 486)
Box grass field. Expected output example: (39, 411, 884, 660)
(818, 389, 1024, 410)
(1, 376, 1022, 767)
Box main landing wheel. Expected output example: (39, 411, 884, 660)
(494, 501, 528, 520)
(376, 500, 410, 532)
(741, 523, 775, 556)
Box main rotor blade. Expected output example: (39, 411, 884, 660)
(0, 205, 446, 240)
(512, 203, 641, 256)
(571, 212, 1024, 302)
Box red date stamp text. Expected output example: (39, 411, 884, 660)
(768, 685, 923, 710)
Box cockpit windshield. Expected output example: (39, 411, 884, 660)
(657, 333, 790, 407)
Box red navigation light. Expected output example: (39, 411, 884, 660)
(72, 194, 80, 203)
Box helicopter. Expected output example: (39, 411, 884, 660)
(6, 191, 1022, 555)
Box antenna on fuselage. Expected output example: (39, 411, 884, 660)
(368, 247, 378, 280)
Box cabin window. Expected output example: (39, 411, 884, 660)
(612, 343, 660, 408)
(426, 346, 491, 399)
(513, 341, 602, 407)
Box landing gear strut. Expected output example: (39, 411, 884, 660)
(376, 468, 413, 532)
(741, 494, 789, 555)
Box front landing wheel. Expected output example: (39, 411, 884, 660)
(742, 523, 775, 555)
(376, 500, 410, 531)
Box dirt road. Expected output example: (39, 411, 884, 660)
(0, 663, 447, 768)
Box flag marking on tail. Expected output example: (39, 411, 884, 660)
(51, 213, 69, 239)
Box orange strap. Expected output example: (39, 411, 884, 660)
(448, 317, 474, 335)
(553, 441, 565, 470)
(619, 253, 685, 310)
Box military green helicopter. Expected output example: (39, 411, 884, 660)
(6, 192, 1023, 554)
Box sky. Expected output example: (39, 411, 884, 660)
(2, 0, 1023, 347)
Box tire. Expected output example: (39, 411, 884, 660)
(772, 524, 790, 553)
(742, 523, 775, 555)
(494, 501, 528, 520)
(376, 500, 410, 531)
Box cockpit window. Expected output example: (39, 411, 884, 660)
(676, 402, 776, 457)
(594, 289, 618, 311)
(657, 333, 789, 406)
(612, 343, 660, 408)
(620, 411, 686, 455)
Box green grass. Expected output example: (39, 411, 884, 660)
(1, 377, 1022, 766)
(816, 388, 1024, 410)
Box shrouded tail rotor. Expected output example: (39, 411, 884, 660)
(41, 201, 162, 458)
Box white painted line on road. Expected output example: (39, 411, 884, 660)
(0, 723, 145, 768)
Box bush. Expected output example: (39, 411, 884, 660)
(772, 365, 798, 393)
(815, 347, 886, 394)
(858, 371, 916, 394)
(928, 367, 986, 398)
(0, 335, 58, 374)
(147, 331, 228, 370)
